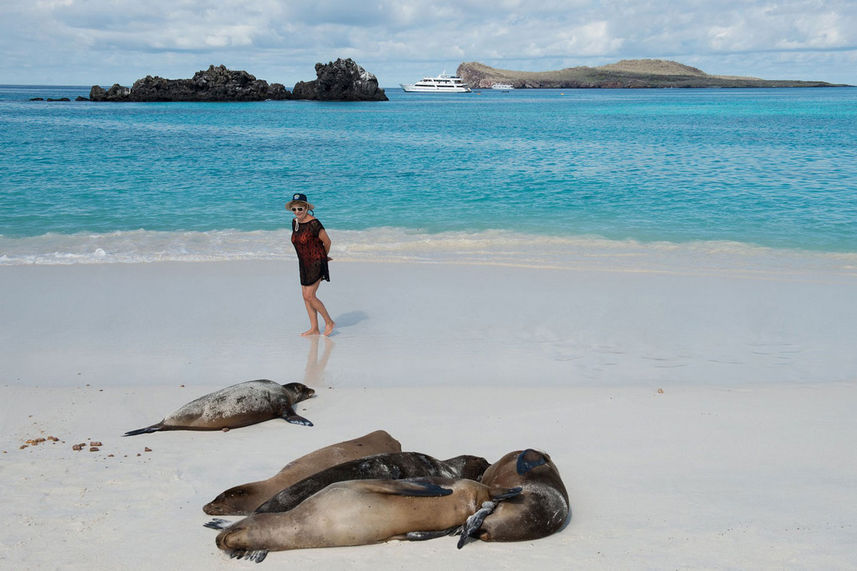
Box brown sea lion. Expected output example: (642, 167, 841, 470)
(123, 380, 315, 437)
(214, 478, 521, 562)
(203, 430, 402, 515)
(250, 451, 490, 514)
(457, 448, 570, 547)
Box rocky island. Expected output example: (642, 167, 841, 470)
(90, 65, 289, 102)
(457, 59, 849, 89)
(293, 58, 388, 101)
(88, 59, 386, 102)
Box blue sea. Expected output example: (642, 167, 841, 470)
(1, 84, 856, 266)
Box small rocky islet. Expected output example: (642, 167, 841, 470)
(86, 58, 388, 102)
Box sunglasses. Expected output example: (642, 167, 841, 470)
(291, 207, 305, 212)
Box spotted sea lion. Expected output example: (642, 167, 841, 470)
(214, 478, 522, 561)
(122, 380, 315, 437)
(457, 448, 569, 547)
(251, 451, 490, 514)
(203, 430, 402, 515)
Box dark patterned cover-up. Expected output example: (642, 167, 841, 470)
(291, 218, 330, 286)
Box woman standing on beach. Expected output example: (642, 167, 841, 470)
(287, 193, 335, 336)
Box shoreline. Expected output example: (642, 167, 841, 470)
(3, 227, 857, 269)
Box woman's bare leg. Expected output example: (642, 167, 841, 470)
(301, 296, 319, 336)
(301, 281, 335, 336)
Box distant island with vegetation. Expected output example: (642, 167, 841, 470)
(457, 59, 850, 88)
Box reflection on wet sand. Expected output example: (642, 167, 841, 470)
(303, 335, 334, 387)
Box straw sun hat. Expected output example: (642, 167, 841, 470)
(286, 193, 315, 211)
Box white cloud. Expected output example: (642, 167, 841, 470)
(0, 0, 854, 85)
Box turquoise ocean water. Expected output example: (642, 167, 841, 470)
(1, 85, 855, 265)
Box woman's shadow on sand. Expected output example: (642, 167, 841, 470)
(333, 311, 368, 330)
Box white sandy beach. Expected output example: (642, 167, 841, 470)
(2, 254, 857, 569)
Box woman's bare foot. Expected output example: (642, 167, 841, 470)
(323, 321, 335, 336)
(301, 328, 321, 337)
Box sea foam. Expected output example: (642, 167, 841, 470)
(2, 228, 855, 281)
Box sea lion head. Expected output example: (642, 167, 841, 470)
(282, 382, 315, 403)
(204, 483, 266, 516)
(482, 449, 562, 488)
(215, 517, 257, 553)
(475, 449, 570, 542)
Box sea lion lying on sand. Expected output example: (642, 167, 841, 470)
(204, 430, 402, 515)
(214, 478, 521, 562)
(457, 448, 569, 547)
(123, 380, 315, 436)
(249, 451, 490, 514)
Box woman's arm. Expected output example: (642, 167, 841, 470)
(319, 228, 332, 257)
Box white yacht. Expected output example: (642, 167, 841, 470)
(491, 83, 514, 91)
(401, 72, 471, 93)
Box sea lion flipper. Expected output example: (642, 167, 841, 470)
(228, 549, 267, 562)
(122, 421, 164, 437)
(244, 550, 268, 563)
(227, 549, 268, 563)
(405, 526, 460, 541)
(359, 478, 453, 497)
(457, 488, 523, 549)
(282, 404, 313, 426)
(283, 413, 313, 426)
(457, 500, 498, 549)
(516, 449, 548, 474)
(491, 486, 523, 501)
(203, 518, 232, 530)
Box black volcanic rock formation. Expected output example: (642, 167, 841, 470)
(292, 58, 388, 101)
(89, 84, 131, 101)
(89, 65, 291, 102)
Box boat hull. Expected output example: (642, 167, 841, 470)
(400, 84, 471, 93)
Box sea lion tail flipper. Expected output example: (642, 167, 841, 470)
(122, 422, 164, 437)
(406, 526, 460, 541)
(204, 518, 232, 530)
(457, 487, 523, 549)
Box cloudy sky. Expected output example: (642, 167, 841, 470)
(1, 0, 855, 86)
